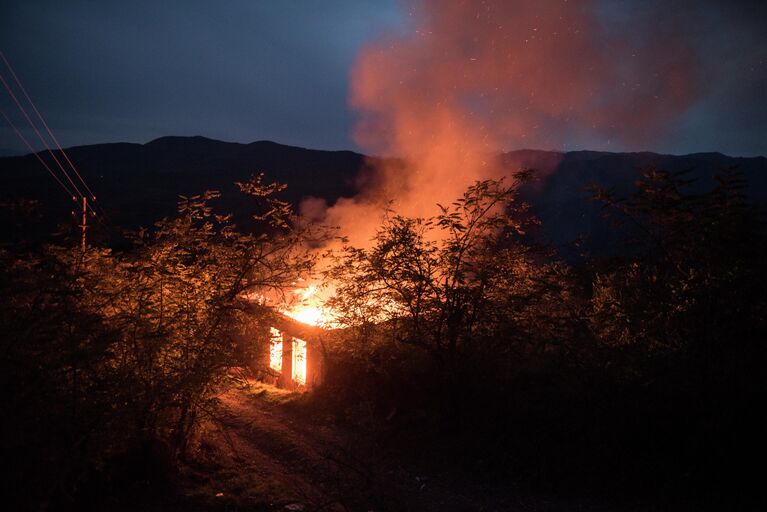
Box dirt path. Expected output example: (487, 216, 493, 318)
(181, 382, 624, 512)
(206, 384, 376, 510)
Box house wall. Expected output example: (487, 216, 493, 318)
(278, 332, 294, 389)
(275, 331, 324, 390)
(306, 340, 324, 388)
(237, 309, 326, 390)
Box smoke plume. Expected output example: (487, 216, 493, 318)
(313, 0, 705, 248)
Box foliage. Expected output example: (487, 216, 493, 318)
(325, 172, 568, 363)
(589, 167, 767, 382)
(0, 174, 320, 508)
(318, 166, 766, 504)
(1, 163, 765, 508)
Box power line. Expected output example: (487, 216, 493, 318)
(0, 106, 77, 200)
(0, 51, 96, 200)
(0, 70, 84, 198)
(0, 57, 101, 219)
(1, 101, 108, 246)
(0, 51, 114, 244)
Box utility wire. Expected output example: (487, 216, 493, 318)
(0, 51, 96, 200)
(0, 52, 114, 246)
(2, 100, 111, 237)
(0, 71, 84, 199)
(0, 64, 100, 219)
(1, 106, 77, 200)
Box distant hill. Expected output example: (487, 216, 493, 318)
(506, 149, 767, 255)
(1, 136, 765, 254)
(0, 136, 369, 230)
(0, 148, 24, 158)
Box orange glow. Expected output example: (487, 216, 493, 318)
(287, 306, 324, 326)
(303, 0, 702, 255)
(284, 284, 332, 327)
(269, 327, 282, 371)
(298, 284, 318, 300)
(292, 338, 307, 386)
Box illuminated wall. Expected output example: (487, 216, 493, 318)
(292, 338, 307, 386)
(269, 327, 282, 372)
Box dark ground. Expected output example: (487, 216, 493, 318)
(162, 382, 680, 512)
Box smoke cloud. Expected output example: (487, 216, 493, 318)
(314, 0, 707, 248)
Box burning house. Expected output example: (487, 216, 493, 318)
(244, 310, 326, 390)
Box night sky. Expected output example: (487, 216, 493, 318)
(0, 0, 765, 157)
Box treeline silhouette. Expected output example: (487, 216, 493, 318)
(0, 176, 320, 510)
(317, 166, 767, 508)
(0, 166, 765, 510)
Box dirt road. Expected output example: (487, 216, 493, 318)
(181, 383, 622, 512)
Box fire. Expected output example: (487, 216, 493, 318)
(292, 338, 307, 385)
(266, 283, 334, 388)
(269, 327, 282, 371)
(268, 327, 307, 386)
(287, 306, 324, 326)
(284, 284, 329, 327)
(298, 284, 318, 300)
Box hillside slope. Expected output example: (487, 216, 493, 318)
(507, 149, 767, 254)
(1, 136, 764, 253)
(0, 136, 367, 231)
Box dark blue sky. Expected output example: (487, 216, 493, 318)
(0, 0, 401, 153)
(0, 0, 765, 156)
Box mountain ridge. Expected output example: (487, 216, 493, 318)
(1, 136, 765, 252)
(9, 135, 765, 161)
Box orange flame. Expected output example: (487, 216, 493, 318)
(285, 284, 329, 327)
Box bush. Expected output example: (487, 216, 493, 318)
(0, 175, 320, 509)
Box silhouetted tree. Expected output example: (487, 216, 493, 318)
(0, 174, 321, 508)
(590, 167, 767, 385)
